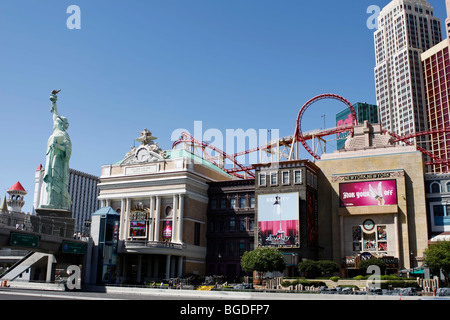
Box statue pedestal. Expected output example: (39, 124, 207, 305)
(31, 208, 75, 238)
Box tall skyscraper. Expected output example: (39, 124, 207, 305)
(374, 0, 442, 145)
(421, 1, 450, 173)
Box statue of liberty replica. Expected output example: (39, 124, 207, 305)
(42, 90, 72, 210)
(34, 90, 75, 236)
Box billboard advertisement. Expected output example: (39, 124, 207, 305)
(339, 180, 397, 207)
(257, 193, 299, 248)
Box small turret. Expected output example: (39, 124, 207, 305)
(6, 181, 27, 213)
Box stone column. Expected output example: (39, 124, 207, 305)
(120, 198, 126, 240)
(154, 196, 160, 241)
(172, 194, 178, 242)
(149, 196, 155, 241)
(178, 194, 184, 243)
(125, 198, 131, 239)
(177, 256, 183, 278)
(340, 215, 345, 262)
(394, 213, 401, 266)
(137, 255, 142, 283)
(165, 255, 171, 279)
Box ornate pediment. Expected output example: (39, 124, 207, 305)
(120, 129, 168, 166)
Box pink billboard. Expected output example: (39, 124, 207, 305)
(339, 180, 397, 207)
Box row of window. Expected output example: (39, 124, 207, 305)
(259, 170, 302, 186)
(210, 196, 255, 210)
(208, 216, 255, 233)
(207, 239, 255, 258)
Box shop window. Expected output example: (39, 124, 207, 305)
(352, 224, 388, 253)
(129, 221, 146, 238)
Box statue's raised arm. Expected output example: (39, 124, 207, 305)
(50, 89, 61, 114)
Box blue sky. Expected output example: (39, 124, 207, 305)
(0, 0, 447, 213)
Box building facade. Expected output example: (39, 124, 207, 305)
(96, 130, 232, 284)
(421, 1, 450, 174)
(253, 159, 319, 276)
(374, 0, 441, 142)
(424, 174, 450, 242)
(317, 122, 428, 276)
(206, 179, 255, 282)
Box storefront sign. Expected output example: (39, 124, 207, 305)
(381, 257, 399, 269)
(339, 180, 397, 207)
(257, 193, 299, 248)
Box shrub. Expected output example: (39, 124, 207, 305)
(298, 260, 339, 279)
(330, 276, 340, 282)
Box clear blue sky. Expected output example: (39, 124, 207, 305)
(0, 0, 447, 213)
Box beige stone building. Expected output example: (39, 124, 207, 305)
(97, 130, 232, 283)
(316, 122, 428, 276)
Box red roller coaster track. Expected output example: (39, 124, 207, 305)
(172, 94, 450, 178)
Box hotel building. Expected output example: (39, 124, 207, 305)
(317, 121, 428, 276)
(374, 0, 442, 143)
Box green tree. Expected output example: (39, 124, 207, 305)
(424, 240, 450, 285)
(240, 247, 285, 273)
(298, 260, 321, 278)
(297, 260, 339, 278)
(317, 260, 339, 277)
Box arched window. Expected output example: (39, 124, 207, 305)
(446, 181, 450, 193)
(430, 182, 441, 193)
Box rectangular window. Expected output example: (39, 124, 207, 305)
(282, 171, 289, 185)
(250, 196, 255, 208)
(229, 217, 236, 232)
(220, 199, 226, 209)
(239, 197, 246, 209)
(239, 240, 246, 256)
(194, 222, 201, 246)
(259, 173, 266, 186)
(270, 172, 278, 185)
(230, 198, 236, 209)
(294, 170, 302, 184)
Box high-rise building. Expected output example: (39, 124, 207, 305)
(421, 1, 450, 174)
(374, 0, 442, 144)
(336, 102, 379, 150)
